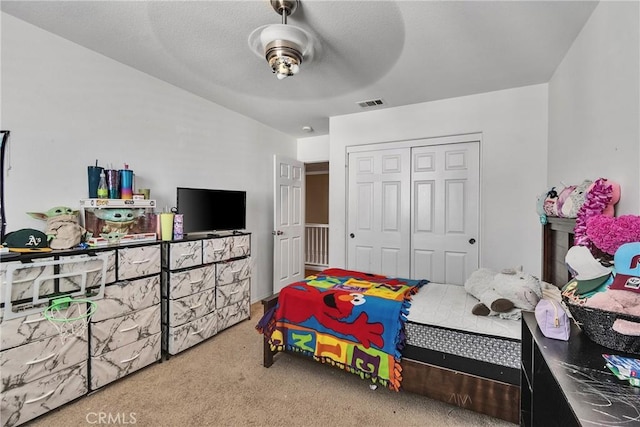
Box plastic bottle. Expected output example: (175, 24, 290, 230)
(97, 171, 108, 199)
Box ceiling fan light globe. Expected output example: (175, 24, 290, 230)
(260, 24, 309, 55)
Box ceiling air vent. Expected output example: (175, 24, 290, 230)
(356, 98, 385, 109)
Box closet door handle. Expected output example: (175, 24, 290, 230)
(350, 233, 355, 239)
(469, 238, 476, 245)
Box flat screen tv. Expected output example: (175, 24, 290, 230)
(177, 187, 246, 236)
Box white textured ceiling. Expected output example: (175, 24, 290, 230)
(1, 0, 598, 138)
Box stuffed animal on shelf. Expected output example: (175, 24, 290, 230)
(464, 267, 543, 319)
(542, 187, 559, 218)
(560, 179, 593, 218)
(27, 206, 86, 250)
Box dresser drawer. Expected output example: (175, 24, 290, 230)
(165, 240, 202, 270)
(1, 307, 76, 351)
(202, 237, 228, 263)
(164, 264, 215, 300)
(216, 299, 250, 332)
(117, 245, 161, 281)
(228, 235, 251, 259)
(91, 304, 161, 356)
(215, 257, 251, 286)
(1, 361, 87, 427)
(0, 258, 55, 305)
(166, 310, 217, 355)
(164, 288, 216, 327)
(90, 332, 161, 390)
(1, 334, 87, 392)
(216, 278, 250, 310)
(91, 276, 160, 322)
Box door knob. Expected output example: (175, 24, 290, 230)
(349, 233, 355, 238)
(469, 238, 476, 244)
(272, 230, 284, 236)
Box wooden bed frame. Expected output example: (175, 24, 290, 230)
(261, 217, 575, 424)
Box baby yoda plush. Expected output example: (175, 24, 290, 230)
(464, 267, 543, 319)
(27, 206, 86, 250)
(92, 208, 142, 234)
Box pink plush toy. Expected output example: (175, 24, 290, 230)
(593, 179, 620, 217)
(586, 215, 640, 255)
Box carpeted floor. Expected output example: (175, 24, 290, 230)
(29, 303, 517, 427)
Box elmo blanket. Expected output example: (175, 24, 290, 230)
(256, 268, 427, 390)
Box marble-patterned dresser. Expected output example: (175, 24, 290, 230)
(162, 233, 251, 356)
(0, 241, 160, 427)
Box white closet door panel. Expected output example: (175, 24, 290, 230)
(353, 245, 373, 273)
(414, 180, 435, 232)
(413, 249, 436, 280)
(348, 149, 410, 277)
(381, 247, 401, 277)
(444, 251, 468, 286)
(411, 142, 479, 284)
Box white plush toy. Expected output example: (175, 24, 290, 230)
(464, 267, 543, 318)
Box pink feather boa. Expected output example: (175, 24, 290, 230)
(574, 178, 613, 248)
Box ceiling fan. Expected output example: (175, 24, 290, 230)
(248, 0, 316, 80)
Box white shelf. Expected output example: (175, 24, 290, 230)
(79, 199, 156, 208)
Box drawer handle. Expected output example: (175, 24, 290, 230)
(23, 316, 47, 325)
(120, 353, 140, 364)
(189, 303, 203, 310)
(26, 353, 56, 365)
(119, 324, 139, 333)
(190, 279, 204, 285)
(131, 259, 151, 265)
(25, 390, 55, 404)
(191, 328, 205, 335)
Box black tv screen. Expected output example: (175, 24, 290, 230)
(177, 187, 246, 235)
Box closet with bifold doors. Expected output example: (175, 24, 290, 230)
(346, 134, 480, 285)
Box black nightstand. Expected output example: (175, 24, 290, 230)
(521, 311, 640, 426)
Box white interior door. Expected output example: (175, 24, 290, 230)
(273, 155, 305, 293)
(347, 149, 411, 277)
(411, 142, 479, 284)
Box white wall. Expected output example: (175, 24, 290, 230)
(1, 13, 297, 302)
(297, 134, 330, 163)
(548, 1, 639, 215)
(329, 84, 549, 276)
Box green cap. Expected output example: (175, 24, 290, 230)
(2, 229, 52, 253)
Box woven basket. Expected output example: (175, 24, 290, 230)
(563, 297, 640, 355)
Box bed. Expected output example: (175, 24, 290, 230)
(259, 219, 573, 424)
